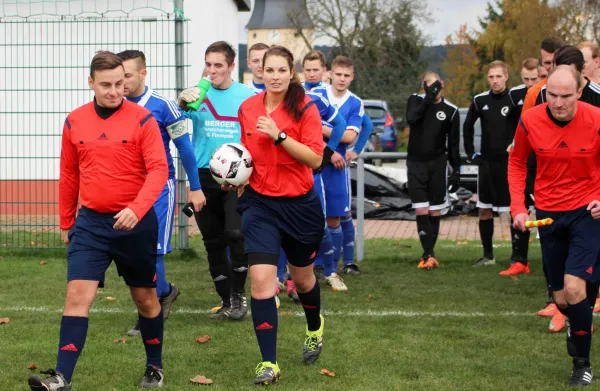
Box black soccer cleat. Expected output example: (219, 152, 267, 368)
(568, 358, 593, 387)
(230, 292, 248, 321)
(127, 319, 141, 337)
(28, 369, 71, 390)
(158, 283, 180, 321)
(209, 302, 232, 320)
(139, 364, 164, 388)
(313, 266, 326, 281)
(342, 264, 361, 275)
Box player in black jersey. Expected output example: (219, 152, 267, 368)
(536, 46, 600, 107)
(463, 61, 513, 267)
(499, 58, 541, 277)
(406, 72, 460, 270)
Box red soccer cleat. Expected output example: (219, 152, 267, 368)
(499, 262, 530, 276)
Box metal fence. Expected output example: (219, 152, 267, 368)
(0, 0, 190, 250)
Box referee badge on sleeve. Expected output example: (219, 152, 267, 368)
(436, 111, 446, 121)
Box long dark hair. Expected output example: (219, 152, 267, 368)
(263, 46, 306, 121)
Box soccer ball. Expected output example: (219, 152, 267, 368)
(209, 143, 254, 186)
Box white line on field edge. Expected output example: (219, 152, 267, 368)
(0, 306, 552, 318)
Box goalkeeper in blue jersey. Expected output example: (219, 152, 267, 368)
(118, 50, 205, 338)
(177, 41, 255, 321)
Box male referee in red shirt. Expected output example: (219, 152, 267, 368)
(28, 51, 169, 390)
(509, 65, 600, 386)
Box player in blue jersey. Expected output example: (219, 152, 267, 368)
(322, 56, 365, 281)
(303, 50, 328, 91)
(177, 41, 255, 321)
(117, 50, 205, 337)
(245, 43, 269, 94)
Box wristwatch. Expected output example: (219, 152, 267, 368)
(274, 131, 288, 146)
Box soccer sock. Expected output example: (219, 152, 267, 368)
(139, 310, 164, 369)
(56, 316, 88, 383)
(231, 256, 248, 294)
(277, 250, 287, 283)
(567, 299, 593, 360)
(329, 225, 343, 271)
(430, 215, 441, 248)
(251, 297, 278, 363)
(479, 218, 494, 259)
(297, 280, 322, 331)
(586, 282, 600, 309)
(208, 251, 231, 306)
(510, 221, 530, 264)
(341, 216, 355, 266)
(542, 261, 553, 303)
(416, 215, 434, 257)
(155, 255, 170, 298)
(320, 228, 336, 277)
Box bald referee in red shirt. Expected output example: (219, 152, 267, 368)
(28, 51, 169, 391)
(509, 65, 600, 387)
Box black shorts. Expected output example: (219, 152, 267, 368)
(477, 157, 510, 212)
(67, 206, 159, 287)
(237, 186, 325, 268)
(537, 206, 600, 291)
(407, 154, 448, 210)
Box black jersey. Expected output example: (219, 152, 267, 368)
(405, 94, 460, 170)
(536, 78, 600, 107)
(507, 84, 528, 139)
(463, 89, 512, 160)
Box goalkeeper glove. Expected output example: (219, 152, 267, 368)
(424, 80, 442, 102)
(177, 87, 200, 106)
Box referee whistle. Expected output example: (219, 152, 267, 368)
(524, 218, 553, 228)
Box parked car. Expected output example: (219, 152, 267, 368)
(362, 126, 384, 166)
(363, 99, 400, 152)
(458, 107, 481, 191)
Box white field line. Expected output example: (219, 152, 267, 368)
(0, 306, 544, 318)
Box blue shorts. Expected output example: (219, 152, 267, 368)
(155, 178, 176, 255)
(321, 164, 351, 217)
(313, 172, 326, 215)
(67, 206, 159, 287)
(537, 206, 600, 291)
(237, 186, 325, 267)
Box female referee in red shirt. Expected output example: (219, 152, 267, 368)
(235, 46, 326, 385)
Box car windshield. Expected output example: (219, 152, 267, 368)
(364, 106, 387, 120)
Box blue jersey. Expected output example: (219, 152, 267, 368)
(185, 82, 254, 169)
(323, 85, 364, 154)
(304, 81, 326, 91)
(246, 81, 266, 94)
(306, 89, 338, 123)
(127, 87, 185, 179)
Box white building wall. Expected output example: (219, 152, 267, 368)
(0, 0, 242, 180)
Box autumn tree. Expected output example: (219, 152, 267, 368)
(442, 25, 480, 107)
(555, 0, 600, 45)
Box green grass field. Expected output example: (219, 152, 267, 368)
(1, 237, 599, 390)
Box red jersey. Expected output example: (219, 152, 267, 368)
(59, 100, 168, 229)
(238, 92, 324, 197)
(508, 102, 600, 217)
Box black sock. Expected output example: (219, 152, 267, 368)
(56, 316, 88, 383)
(232, 263, 248, 294)
(416, 215, 434, 257)
(586, 282, 600, 309)
(208, 250, 231, 306)
(139, 310, 164, 368)
(296, 280, 322, 332)
(557, 304, 569, 316)
(542, 261, 553, 303)
(430, 215, 441, 248)
(510, 221, 530, 264)
(568, 299, 593, 360)
(479, 218, 494, 259)
(251, 297, 278, 363)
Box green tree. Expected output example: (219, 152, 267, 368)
(442, 25, 481, 107)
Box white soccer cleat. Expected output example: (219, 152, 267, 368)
(325, 273, 348, 291)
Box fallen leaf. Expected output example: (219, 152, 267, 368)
(320, 368, 336, 377)
(0, 318, 10, 324)
(27, 363, 37, 370)
(510, 276, 518, 281)
(30, 241, 36, 245)
(97, 290, 104, 294)
(113, 338, 127, 344)
(105, 297, 116, 301)
(190, 375, 213, 385)
(196, 335, 212, 344)
(40, 261, 48, 265)
(367, 294, 374, 301)
(279, 311, 292, 316)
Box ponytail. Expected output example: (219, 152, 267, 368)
(284, 74, 306, 122)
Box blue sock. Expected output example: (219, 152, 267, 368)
(56, 316, 88, 383)
(139, 310, 164, 368)
(318, 228, 335, 277)
(251, 296, 278, 363)
(330, 224, 343, 273)
(155, 255, 170, 298)
(568, 299, 593, 360)
(341, 216, 355, 266)
(277, 249, 287, 283)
